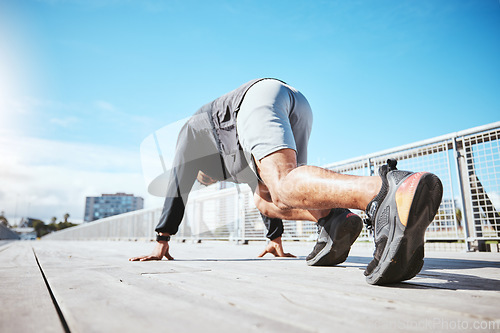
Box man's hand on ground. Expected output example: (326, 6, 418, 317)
(129, 241, 174, 261)
(257, 236, 296, 258)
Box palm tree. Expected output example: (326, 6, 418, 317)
(455, 208, 463, 228)
(64, 213, 70, 223)
(0, 211, 9, 227)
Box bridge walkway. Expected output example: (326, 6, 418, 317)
(1, 240, 499, 332)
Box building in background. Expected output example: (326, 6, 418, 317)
(84, 193, 144, 222)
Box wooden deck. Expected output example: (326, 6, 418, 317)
(1, 240, 500, 333)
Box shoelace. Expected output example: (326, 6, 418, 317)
(364, 218, 374, 231)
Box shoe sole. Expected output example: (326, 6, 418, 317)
(307, 214, 363, 266)
(366, 172, 443, 285)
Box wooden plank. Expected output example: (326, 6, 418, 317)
(0, 241, 64, 333)
(140, 250, 500, 331)
(32, 241, 310, 333)
(31, 240, 500, 333)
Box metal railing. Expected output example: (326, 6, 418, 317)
(45, 121, 500, 250)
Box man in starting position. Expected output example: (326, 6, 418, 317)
(130, 78, 443, 285)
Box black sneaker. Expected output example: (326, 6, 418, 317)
(364, 159, 443, 285)
(306, 208, 363, 266)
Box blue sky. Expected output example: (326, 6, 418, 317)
(0, 0, 499, 222)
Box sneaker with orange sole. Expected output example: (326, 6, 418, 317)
(364, 159, 443, 285)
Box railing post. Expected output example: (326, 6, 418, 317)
(453, 137, 473, 251)
(194, 200, 201, 243)
(231, 184, 247, 244)
(444, 141, 460, 240)
(234, 184, 241, 244)
(239, 189, 246, 244)
(368, 158, 375, 176)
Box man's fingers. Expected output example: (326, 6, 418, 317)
(132, 255, 162, 261)
(258, 249, 296, 258)
(129, 256, 151, 261)
(140, 256, 158, 261)
(130, 255, 174, 261)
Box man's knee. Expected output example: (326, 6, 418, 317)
(269, 185, 294, 210)
(254, 191, 289, 218)
(255, 149, 297, 205)
(257, 181, 293, 211)
(254, 195, 273, 217)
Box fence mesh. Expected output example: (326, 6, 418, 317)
(462, 128, 500, 240)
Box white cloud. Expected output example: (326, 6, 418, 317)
(0, 96, 78, 136)
(0, 133, 163, 224)
(95, 100, 116, 112)
(0, 94, 162, 224)
(50, 116, 79, 128)
(93, 99, 156, 133)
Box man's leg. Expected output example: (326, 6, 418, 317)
(131, 112, 227, 261)
(155, 116, 226, 235)
(237, 80, 442, 281)
(255, 148, 382, 212)
(156, 156, 220, 235)
(256, 150, 443, 284)
(253, 168, 364, 266)
(253, 181, 331, 221)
